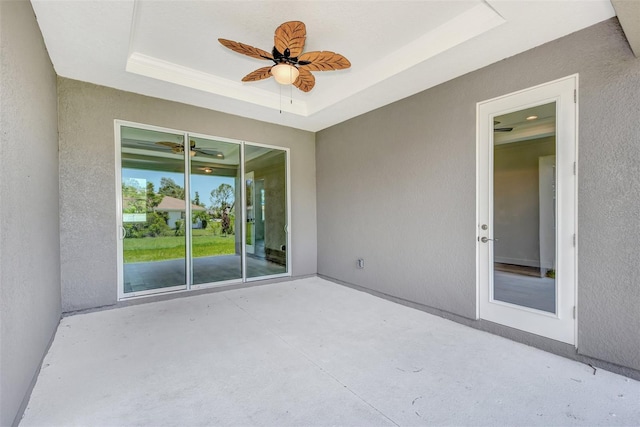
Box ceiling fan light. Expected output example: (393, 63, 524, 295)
(271, 63, 299, 85)
(189, 150, 196, 157)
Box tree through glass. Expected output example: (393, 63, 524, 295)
(120, 125, 289, 296)
(121, 126, 187, 294)
(190, 136, 242, 285)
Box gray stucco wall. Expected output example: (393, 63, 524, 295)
(0, 1, 62, 425)
(317, 18, 640, 373)
(58, 78, 317, 312)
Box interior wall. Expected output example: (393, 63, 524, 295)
(494, 137, 556, 267)
(0, 1, 62, 425)
(246, 152, 287, 264)
(316, 18, 640, 373)
(58, 78, 317, 312)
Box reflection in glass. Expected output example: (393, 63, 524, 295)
(245, 145, 288, 278)
(121, 126, 186, 293)
(492, 103, 557, 313)
(120, 126, 290, 295)
(190, 137, 242, 285)
(245, 171, 255, 254)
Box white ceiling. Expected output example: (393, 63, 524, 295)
(31, 1, 616, 132)
(494, 102, 556, 145)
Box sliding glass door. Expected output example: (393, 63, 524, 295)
(117, 122, 289, 298)
(120, 126, 187, 295)
(244, 144, 288, 280)
(190, 136, 242, 286)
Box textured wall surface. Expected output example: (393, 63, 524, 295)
(0, 1, 62, 425)
(317, 18, 640, 372)
(58, 78, 317, 312)
(317, 80, 478, 319)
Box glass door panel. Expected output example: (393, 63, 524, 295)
(190, 137, 242, 285)
(119, 123, 292, 298)
(492, 102, 557, 313)
(244, 145, 288, 279)
(245, 171, 255, 254)
(120, 126, 187, 294)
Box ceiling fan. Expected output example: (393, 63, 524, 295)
(494, 120, 513, 132)
(218, 21, 351, 92)
(156, 140, 224, 159)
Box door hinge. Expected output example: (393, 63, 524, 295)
(573, 234, 576, 247)
(573, 306, 576, 319)
(574, 89, 577, 103)
(573, 162, 576, 175)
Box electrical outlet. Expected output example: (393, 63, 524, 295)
(357, 258, 365, 269)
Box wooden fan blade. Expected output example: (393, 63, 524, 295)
(274, 21, 306, 58)
(293, 67, 315, 92)
(242, 66, 273, 82)
(218, 38, 273, 61)
(195, 149, 225, 159)
(156, 141, 180, 148)
(298, 51, 351, 71)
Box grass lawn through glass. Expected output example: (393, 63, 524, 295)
(124, 228, 236, 263)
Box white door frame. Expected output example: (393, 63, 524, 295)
(115, 121, 292, 301)
(476, 75, 578, 345)
(243, 140, 292, 283)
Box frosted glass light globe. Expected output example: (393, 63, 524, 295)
(271, 63, 299, 85)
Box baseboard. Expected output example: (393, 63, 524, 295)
(63, 274, 317, 317)
(494, 256, 540, 268)
(317, 273, 640, 381)
(12, 316, 61, 427)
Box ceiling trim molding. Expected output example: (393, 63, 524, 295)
(611, 0, 640, 57)
(126, 52, 308, 116)
(307, 2, 507, 115)
(126, 2, 505, 119)
(495, 120, 556, 145)
(33, 0, 615, 131)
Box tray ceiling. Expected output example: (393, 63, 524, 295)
(32, 1, 615, 132)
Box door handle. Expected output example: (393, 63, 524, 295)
(120, 226, 126, 239)
(480, 236, 493, 243)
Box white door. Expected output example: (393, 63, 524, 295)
(477, 75, 577, 345)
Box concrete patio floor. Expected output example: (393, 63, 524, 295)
(20, 277, 639, 426)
